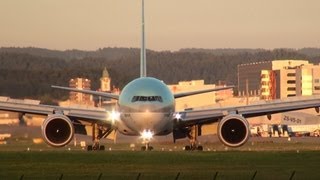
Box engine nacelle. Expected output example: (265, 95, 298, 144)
(41, 114, 74, 147)
(217, 114, 250, 147)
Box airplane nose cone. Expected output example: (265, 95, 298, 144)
(130, 112, 164, 129)
(122, 111, 172, 135)
(137, 104, 159, 112)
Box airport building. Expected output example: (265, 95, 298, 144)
(168, 80, 233, 111)
(69, 78, 94, 106)
(0, 110, 20, 125)
(238, 60, 320, 100)
(59, 68, 118, 108)
(295, 64, 320, 96)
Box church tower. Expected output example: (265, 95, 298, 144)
(100, 67, 111, 92)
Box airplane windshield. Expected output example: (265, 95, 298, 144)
(131, 96, 163, 103)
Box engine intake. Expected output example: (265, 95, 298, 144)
(41, 114, 74, 147)
(217, 114, 250, 147)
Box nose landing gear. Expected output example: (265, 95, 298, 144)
(141, 142, 154, 151)
(140, 130, 154, 151)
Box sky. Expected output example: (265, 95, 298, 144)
(1, 0, 320, 51)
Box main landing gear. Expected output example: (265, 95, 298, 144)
(87, 123, 112, 151)
(87, 142, 105, 151)
(184, 125, 203, 151)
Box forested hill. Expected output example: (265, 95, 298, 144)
(2, 47, 320, 60)
(1, 47, 320, 104)
(180, 48, 320, 57)
(0, 47, 142, 61)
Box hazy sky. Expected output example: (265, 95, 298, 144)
(1, 0, 320, 51)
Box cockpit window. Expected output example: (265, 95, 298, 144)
(131, 96, 163, 103)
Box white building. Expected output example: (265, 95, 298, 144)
(238, 60, 320, 100)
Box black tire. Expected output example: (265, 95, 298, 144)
(185, 145, 191, 151)
(99, 145, 105, 151)
(148, 146, 153, 151)
(141, 146, 146, 151)
(87, 145, 93, 151)
(197, 146, 203, 151)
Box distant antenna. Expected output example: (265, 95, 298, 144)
(140, 0, 147, 77)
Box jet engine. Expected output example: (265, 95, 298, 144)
(217, 114, 250, 147)
(41, 114, 74, 147)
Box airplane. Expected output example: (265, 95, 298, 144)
(1, 0, 320, 151)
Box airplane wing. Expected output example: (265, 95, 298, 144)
(174, 86, 234, 99)
(51, 85, 119, 100)
(175, 96, 320, 127)
(0, 99, 110, 123)
(0, 97, 120, 147)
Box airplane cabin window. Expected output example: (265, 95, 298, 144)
(131, 96, 163, 102)
(131, 96, 139, 102)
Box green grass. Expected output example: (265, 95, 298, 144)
(1, 150, 320, 179)
(1, 138, 320, 179)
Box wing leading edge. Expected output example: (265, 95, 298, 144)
(51, 85, 119, 100)
(174, 86, 234, 99)
(0, 99, 110, 123)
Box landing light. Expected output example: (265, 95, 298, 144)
(175, 113, 182, 120)
(140, 129, 154, 140)
(108, 110, 120, 124)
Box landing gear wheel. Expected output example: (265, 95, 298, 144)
(184, 145, 191, 151)
(99, 145, 105, 151)
(87, 145, 105, 151)
(87, 145, 93, 151)
(197, 146, 203, 151)
(141, 146, 153, 151)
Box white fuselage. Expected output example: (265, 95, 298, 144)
(116, 77, 175, 136)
